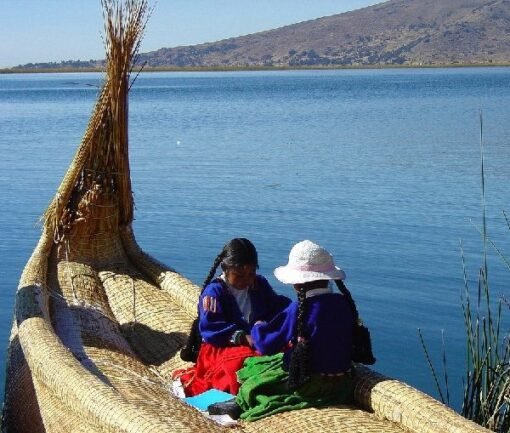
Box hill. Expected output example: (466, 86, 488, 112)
(6, 0, 510, 71)
(137, 0, 510, 67)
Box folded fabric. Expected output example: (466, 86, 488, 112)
(184, 389, 235, 412)
(236, 353, 353, 421)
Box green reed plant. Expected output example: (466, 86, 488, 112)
(461, 240, 510, 433)
(459, 114, 509, 432)
(421, 113, 509, 433)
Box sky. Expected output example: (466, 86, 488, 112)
(1, 1, 384, 68)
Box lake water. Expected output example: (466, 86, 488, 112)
(0, 68, 509, 411)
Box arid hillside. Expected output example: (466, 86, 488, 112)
(138, 0, 510, 67)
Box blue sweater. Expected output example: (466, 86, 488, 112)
(251, 290, 355, 374)
(199, 275, 291, 347)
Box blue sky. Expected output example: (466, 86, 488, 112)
(1, 0, 383, 68)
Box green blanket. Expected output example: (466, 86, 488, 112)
(236, 353, 353, 421)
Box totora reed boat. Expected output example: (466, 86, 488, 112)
(1, 1, 494, 432)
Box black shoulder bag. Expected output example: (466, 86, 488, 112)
(337, 282, 376, 365)
(180, 317, 202, 362)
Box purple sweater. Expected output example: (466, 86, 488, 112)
(251, 289, 355, 374)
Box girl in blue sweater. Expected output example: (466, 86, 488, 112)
(175, 238, 290, 396)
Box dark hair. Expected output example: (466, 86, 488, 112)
(287, 285, 312, 390)
(180, 238, 258, 362)
(203, 238, 259, 288)
(333, 279, 358, 318)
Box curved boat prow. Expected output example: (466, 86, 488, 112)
(2, 1, 493, 433)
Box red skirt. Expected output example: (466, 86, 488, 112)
(173, 343, 258, 397)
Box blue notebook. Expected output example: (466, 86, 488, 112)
(184, 389, 235, 412)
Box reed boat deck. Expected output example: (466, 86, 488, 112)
(5, 226, 490, 433)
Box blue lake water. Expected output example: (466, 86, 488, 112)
(0, 68, 509, 411)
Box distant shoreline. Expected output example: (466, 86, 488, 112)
(2, 62, 510, 74)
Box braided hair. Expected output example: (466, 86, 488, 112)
(288, 285, 312, 390)
(202, 253, 225, 289)
(333, 279, 359, 319)
(180, 238, 258, 362)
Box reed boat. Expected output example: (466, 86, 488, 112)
(2, 1, 493, 432)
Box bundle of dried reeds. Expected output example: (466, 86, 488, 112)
(42, 0, 149, 246)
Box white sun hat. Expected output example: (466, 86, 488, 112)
(274, 240, 346, 284)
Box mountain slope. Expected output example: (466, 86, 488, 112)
(139, 0, 510, 67)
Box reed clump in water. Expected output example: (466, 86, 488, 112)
(460, 225, 510, 433)
(420, 115, 509, 433)
(460, 115, 509, 433)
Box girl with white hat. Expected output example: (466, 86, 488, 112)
(208, 240, 356, 421)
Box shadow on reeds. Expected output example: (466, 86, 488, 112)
(420, 113, 509, 433)
(121, 322, 188, 366)
(2, 334, 45, 433)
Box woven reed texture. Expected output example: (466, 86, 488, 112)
(353, 367, 491, 433)
(1, 1, 495, 432)
(242, 406, 409, 433)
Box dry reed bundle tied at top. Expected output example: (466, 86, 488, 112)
(1, 1, 496, 433)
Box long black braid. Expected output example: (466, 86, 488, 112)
(288, 285, 312, 390)
(180, 252, 224, 362)
(334, 279, 376, 365)
(180, 238, 258, 362)
(203, 253, 225, 289)
(334, 280, 359, 320)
